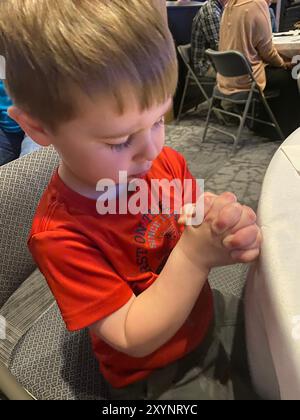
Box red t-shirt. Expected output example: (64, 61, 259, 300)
(28, 146, 213, 388)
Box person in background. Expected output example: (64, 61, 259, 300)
(0, 80, 40, 165)
(218, 0, 300, 138)
(0, 80, 24, 165)
(269, 6, 277, 32)
(191, 0, 228, 79)
(20, 134, 41, 158)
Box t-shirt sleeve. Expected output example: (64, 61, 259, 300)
(28, 230, 133, 331)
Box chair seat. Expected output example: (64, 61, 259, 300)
(5, 261, 250, 400)
(213, 86, 280, 103)
(8, 303, 111, 400)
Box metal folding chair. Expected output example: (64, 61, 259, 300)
(176, 44, 215, 122)
(202, 49, 285, 150)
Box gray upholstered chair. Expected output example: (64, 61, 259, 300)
(0, 147, 110, 400)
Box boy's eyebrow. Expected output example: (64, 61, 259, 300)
(100, 114, 165, 140)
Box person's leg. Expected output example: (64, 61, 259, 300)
(19, 136, 41, 157)
(0, 129, 23, 166)
(262, 67, 300, 138)
(156, 320, 234, 400)
(108, 290, 259, 400)
(157, 290, 259, 400)
(107, 321, 224, 401)
(204, 65, 216, 79)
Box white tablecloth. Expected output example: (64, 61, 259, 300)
(273, 30, 300, 59)
(245, 128, 300, 400)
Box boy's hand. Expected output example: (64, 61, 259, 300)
(178, 192, 217, 225)
(178, 192, 261, 272)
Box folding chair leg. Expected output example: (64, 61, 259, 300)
(260, 94, 285, 141)
(201, 96, 215, 144)
(176, 72, 190, 124)
(249, 100, 255, 130)
(212, 104, 227, 125)
(233, 92, 253, 150)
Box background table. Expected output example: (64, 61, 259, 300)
(245, 127, 300, 400)
(273, 30, 300, 58)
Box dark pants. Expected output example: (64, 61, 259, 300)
(254, 67, 300, 139)
(108, 290, 259, 400)
(0, 128, 24, 166)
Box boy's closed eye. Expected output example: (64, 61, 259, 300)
(107, 116, 165, 151)
(109, 137, 133, 151)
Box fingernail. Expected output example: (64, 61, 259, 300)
(223, 192, 237, 202)
(223, 236, 233, 249)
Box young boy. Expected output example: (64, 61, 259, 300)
(0, 0, 261, 399)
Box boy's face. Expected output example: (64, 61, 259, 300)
(15, 89, 171, 198)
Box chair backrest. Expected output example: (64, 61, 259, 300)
(205, 49, 254, 79)
(0, 147, 59, 307)
(177, 43, 192, 69)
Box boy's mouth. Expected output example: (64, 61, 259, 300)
(130, 164, 152, 179)
(131, 170, 149, 178)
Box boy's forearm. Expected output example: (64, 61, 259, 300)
(123, 234, 209, 357)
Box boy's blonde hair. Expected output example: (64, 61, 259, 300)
(0, 0, 177, 130)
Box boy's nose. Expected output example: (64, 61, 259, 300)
(133, 130, 159, 162)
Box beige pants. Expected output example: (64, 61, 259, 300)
(204, 65, 216, 78)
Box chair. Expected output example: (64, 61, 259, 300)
(167, 2, 203, 116)
(176, 44, 215, 122)
(201, 49, 284, 150)
(0, 148, 111, 400)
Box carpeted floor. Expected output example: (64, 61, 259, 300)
(165, 110, 281, 211)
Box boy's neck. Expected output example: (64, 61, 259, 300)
(58, 162, 103, 200)
(58, 162, 137, 203)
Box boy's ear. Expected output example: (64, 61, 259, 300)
(8, 106, 52, 146)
